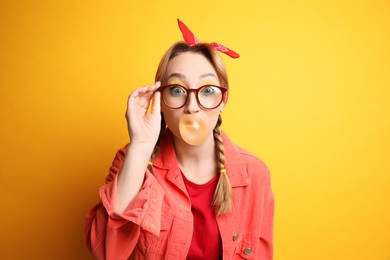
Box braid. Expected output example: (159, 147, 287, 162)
(212, 114, 233, 215)
(147, 113, 166, 173)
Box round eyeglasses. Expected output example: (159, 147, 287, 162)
(157, 84, 227, 110)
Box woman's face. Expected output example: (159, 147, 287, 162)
(161, 52, 225, 144)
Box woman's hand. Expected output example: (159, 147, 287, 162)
(126, 82, 161, 146)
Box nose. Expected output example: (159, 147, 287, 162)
(183, 92, 200, 114)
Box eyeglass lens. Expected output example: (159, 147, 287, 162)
(162, 85, 223, 109)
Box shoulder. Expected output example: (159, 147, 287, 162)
(236, 144, 271, 181)
(222, 131, 271, 184)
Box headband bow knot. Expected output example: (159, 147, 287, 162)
(177, 19, 240, 59)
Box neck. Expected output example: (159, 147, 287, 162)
(173, 132, 218, 183)
(174, 132, 215, 163)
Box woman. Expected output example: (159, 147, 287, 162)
(85, 20, 274, 260)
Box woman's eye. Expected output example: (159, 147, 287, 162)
(200, 86, 216, 96)
(169, 86, 186, 96)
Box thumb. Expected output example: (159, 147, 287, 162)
(151, 86, 161, 115)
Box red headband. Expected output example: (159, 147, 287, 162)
(177, 19, 240, 59)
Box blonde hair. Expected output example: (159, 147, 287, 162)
(149, 41, 233, 216)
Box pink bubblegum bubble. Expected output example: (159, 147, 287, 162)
(179, 114, 209, 145)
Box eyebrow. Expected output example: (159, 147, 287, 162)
(199, 73, 217, 79)
(167, 72, 217, 81)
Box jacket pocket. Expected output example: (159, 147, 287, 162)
(235, 235, 259, 259)
(148, 207, 174, 254)
(138, 206, 175, 256)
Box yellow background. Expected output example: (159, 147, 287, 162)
(1, 0, 389, 259)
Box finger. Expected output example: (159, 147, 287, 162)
(154, 81, 161, 88)
(140, 81, 161, 94)
(130, 82, 160, 98)
(150, 81, 161, 114)
(137, 82, 161, 99)
(151, 91, 161, 115)
(128, 82, 160, 108)
(136, 81, 162, 101)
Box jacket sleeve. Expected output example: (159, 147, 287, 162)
(259, 168, 274, 260)
(84, 145, 165, 260)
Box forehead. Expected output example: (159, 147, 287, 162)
(166, 52, 218, 80)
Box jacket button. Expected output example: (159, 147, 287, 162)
(244, 248, 252, 255)
(233, 233, 240, 241)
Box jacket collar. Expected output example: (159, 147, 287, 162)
(153, 129, 250, 188)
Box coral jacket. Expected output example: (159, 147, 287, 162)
(85, 130, 274, 259)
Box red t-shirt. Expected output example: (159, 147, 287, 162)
(181, 171, 222, 260)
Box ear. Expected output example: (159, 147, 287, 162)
(222, 92, 228, 104)
(219, 92, 228, 113)
(219, 101, 226, 113)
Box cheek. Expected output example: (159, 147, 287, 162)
(162, 106, 181, 134)
(206, 111, 221, 130)
(204, 105, 223, 131)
